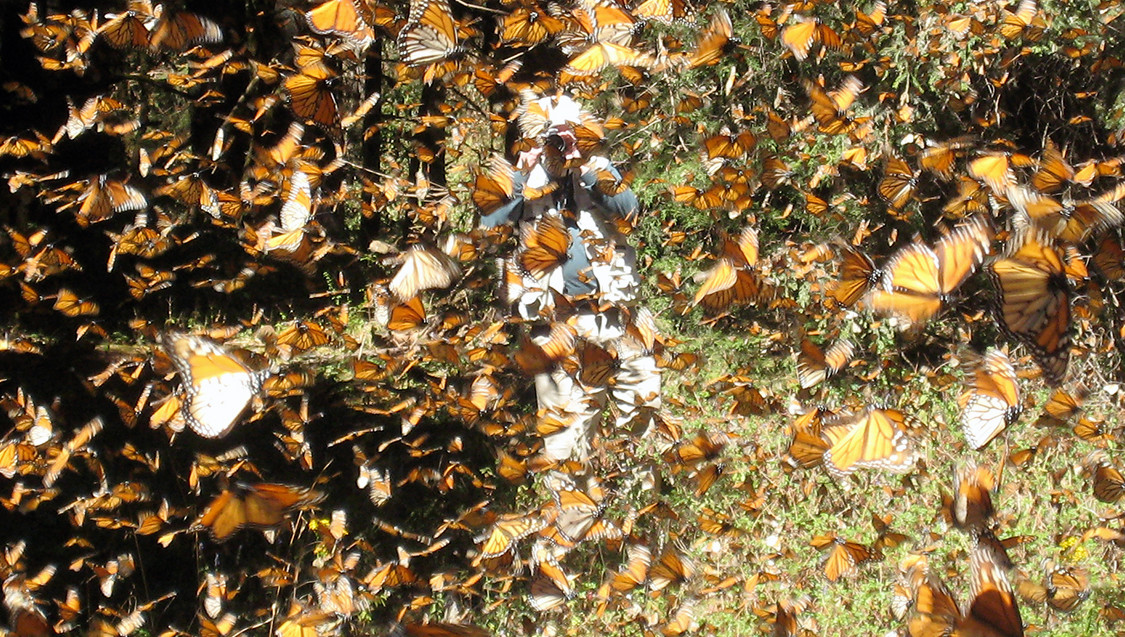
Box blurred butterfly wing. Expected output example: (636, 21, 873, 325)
(611, 544, 651, 592)
(781, 18, 817, 60)
(478, 516, 544, 558)
(306, 0, 374, 45)
(279, 170, 313, 232)
(390, 245, 461, 300)
(688, 9, 731, 67)
(988, 232, 1070, 385)
(964, 531, 1024, 637)
(648, 548, 694, 591)
(529, 572, 570, 611)
(519, 215, 569, 276)
(935, 216, 992, 292)
(786, 428, 828, 468)
(150, 11, 222, 51)
(823, 408, 914, 477)
(197, 491, 246, 541)
(869, 243, 942, 323)
(244, 483, 306, 527)
(822, 538, 871, 581)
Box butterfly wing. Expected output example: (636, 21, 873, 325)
(988, 231, 1070, 385)
(823, 407, 914, 477)
(960, 349, 1021, 449)
(164, 334, 261, 438)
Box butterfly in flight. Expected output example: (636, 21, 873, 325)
(161, 333, 268, 438)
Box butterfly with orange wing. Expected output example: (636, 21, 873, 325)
(868, 216, 993, 324)
(959, 349, 1021, 449)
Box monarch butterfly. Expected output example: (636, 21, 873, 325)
(305, 0, 375, 47)
(1017, 562, 1090, 613)
(786, 426, 830, 469)
(692, 226, 761, 312)
(520, 213, 570, 277)
(1085, 451, 1124, 503)
(161, 333, 266, 439)
(804, 75, 863, 135)
(1055, 194, 1125, 244)
(372, 288, 427, 331)
(959, 349, 1021, 449)
(999, 0, 1045, 41)
(55, 94, 123, 142)
(703, 129, 755, 161)
(514, 322, 576, 375)
(796, 337, 855, 389)
(73, 175, 147, 227)
(869, 216, 993, 324)
(529, 568, 572, 611)
(810, 533, 873, 582)
(279, 170, 313, 232)
(548, 483, 612, 545)
(960, 530, 1024, 637)
(1043, 385, 1086, 422)
(988, 230, 1070, 386)
(781, 16, 841, 61)
(555, 0, 635, 54)
(194, 482, 321, 541)
(98, 2, 155, 49)
(831, 243, 880, 307)
(688, 9, 732, 68)
(822, 407, 916, 477)
(1043, 565, 1090, 612)
(904, 572, 961, 636)
(42, 416, 103, 487)
(648, 546, 694, 592)
(950, 463, 995, 532)
(1030, 141, 1074, 194)
(561, 42, 656, 84)
(634, 0, 692, 24)
(969, 153, 1013, 194)
(662, 431, 728, 469)
(274, 320, 331, 356)
(399, 0, 465, 66)
(610, 544, 651, 593)
(476, 513, 545, 559)
(52, 287, 100, 317)
(920, 137, 973, 180)
(760, 156, 793, 190)
(568, 340, 618, 387)
(853, 1, 886, 36)
(498, 4, 565, 46)
(284, 65, 339, 128)
(662, 600, 696, 636)
(149, 9, 222, 52)
(0, 132, 52, 161)
(772, 597, 815, 637)
(943, 175, 991, 219)
(669, 184, 724, 210)
(690, 462, 724, 497)
(388, 243, 462, 300)
(474, 154, 525, 223)
(878, 156, 917, 209)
